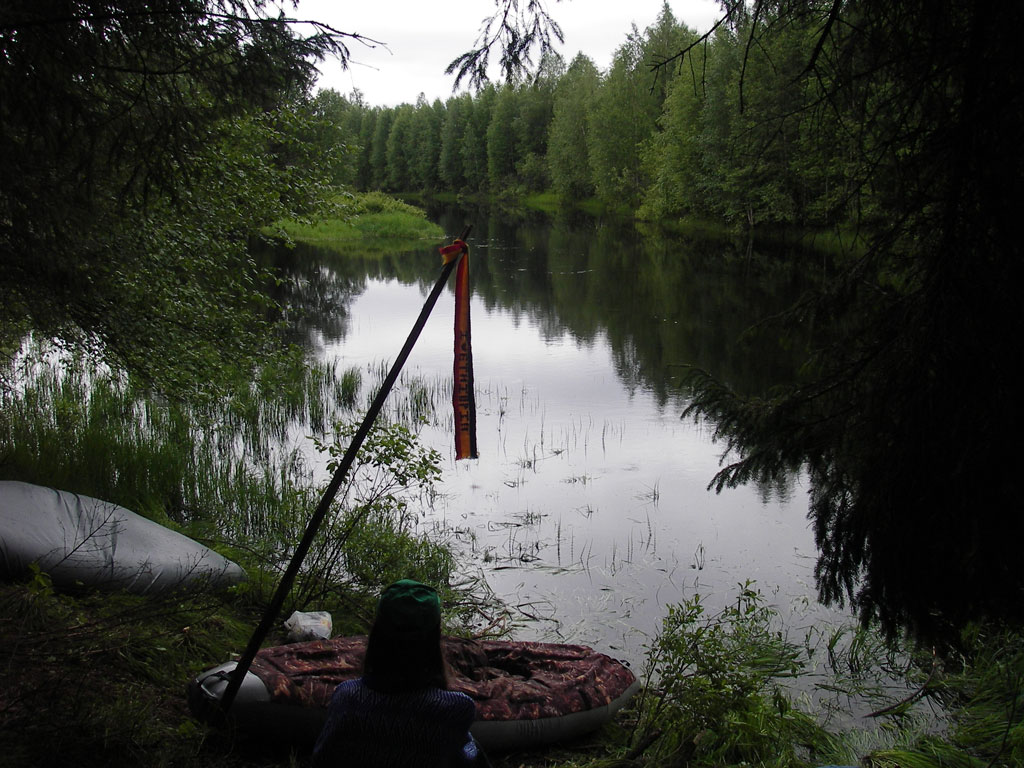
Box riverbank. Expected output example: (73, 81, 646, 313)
(4, 567, 1022, 768)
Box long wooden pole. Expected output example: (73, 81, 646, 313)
(219, 227, 471, 715)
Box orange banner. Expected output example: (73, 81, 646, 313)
(439, 239, 478, 460)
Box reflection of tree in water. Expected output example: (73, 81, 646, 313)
(261, 209, 820, 417)
(429, 203, 821, 407)
(260, 242, 368, 348)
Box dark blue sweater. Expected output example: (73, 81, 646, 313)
(312, 678, 480, 767)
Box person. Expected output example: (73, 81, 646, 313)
(312, 579, 490, 768)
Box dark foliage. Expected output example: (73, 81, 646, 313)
(0, 0, 357, 396)
(685, 1, 1024, 645)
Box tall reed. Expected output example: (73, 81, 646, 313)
(0, 339, 478, 617)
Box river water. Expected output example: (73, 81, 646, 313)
(278, 205, 848, 666)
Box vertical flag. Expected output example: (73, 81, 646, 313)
(440, 239, 478, 459)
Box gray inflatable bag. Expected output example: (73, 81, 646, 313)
(0, 481, 245, 592)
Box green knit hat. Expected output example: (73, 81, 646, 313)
(375, 579, 441, 632)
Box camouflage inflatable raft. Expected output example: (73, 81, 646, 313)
(188, 635, 639, 752)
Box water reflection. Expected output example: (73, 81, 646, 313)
(267, 205, 845, 662)
(261, 242, 368, 347)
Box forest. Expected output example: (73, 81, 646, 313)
(311, 2, 879, 229)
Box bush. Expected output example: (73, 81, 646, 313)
(631, 583, 835, 768)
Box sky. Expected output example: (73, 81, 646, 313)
(288, 0, 723, 107)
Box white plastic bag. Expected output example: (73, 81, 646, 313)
(284, 610, 333, 642)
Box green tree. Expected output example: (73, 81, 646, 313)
(690, 24, 743, 221)
(716, 7, 816, 226)
(511, 53, 562, 191)
(0, 0, 356, 398)
(638, 43, 706, 220)
(307, 88, 359, 187)
(587, 29, 660, 207)
(438, 93, 472, 189)
(461, 85, 496, 191)
(385, 105, 416, 191)
(487, 85, 520, 189)
(640, 2, 691, 110)
(369, 108, 395, 189)
(353, 102, 378, 190)
(548, 53, 600, 200)
(409, 96, 444, 191)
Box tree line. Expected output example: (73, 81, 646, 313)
(312, 3, 868, 230)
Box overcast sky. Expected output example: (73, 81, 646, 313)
(288, 0, 723, 107)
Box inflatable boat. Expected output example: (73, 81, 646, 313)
(0, 481, 245, 593)
(188, 635, 639, 752)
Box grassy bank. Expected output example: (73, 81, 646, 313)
(274, 191, 445, 252)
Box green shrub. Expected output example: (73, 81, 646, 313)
(273, 191, 444, 248)
(631, 583, 835, 768)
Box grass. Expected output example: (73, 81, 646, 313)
(0, 569, 253, 767)
(274, 190, 445, 252)
(7, 563, 1017, 768)
(522, 191, 562, 214)
(0, 342, 356, 518)
(500, 190, 624, 219)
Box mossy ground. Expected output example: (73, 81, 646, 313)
(0, 580, 269, 767)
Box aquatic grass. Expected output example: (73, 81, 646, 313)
(0, 358, 195, 514)
(637, 480, 661, 506)
(0, 341, 359, 522)
(360, 363, 450, 431)
(691, 541, 706, 571)
(1, 344, 443, 592)
(276, 214, 443, 245)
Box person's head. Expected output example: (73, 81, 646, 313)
(363, 579, 448, 693)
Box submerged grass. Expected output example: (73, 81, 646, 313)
(0, 342, 358, 520)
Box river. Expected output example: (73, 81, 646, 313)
(276, 204, 848, 666)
